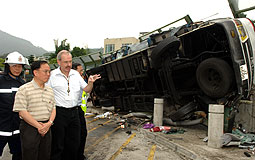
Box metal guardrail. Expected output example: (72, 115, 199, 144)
(138, 15, 193, 42)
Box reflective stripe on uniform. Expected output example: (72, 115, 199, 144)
(0, 88, 19, 93)
(0, 130, 20, 136)
(12, 88, 19, 91)
(81, 91, 88, 113)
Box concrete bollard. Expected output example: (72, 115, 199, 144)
(208, 104, 224, 148)
(153, 98, 164, 126)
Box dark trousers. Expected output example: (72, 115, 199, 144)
(19, 120, 51, 160)
(51, 106, 80, 160)
(0, 135, 22, 160)
(78, 107, 87, 160)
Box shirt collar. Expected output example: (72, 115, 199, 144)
(32, 79, 40, 89)
(4, 74, 24, 84)
(56, 67, 76, 77)
(32, 79, 47, 90)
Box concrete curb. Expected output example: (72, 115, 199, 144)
(140, 128, 201, 160)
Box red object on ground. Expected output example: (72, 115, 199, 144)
(150, 126, 171, 132)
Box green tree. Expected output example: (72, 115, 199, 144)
(86, 48, 90, 55)
(48, 39, 70, 61)
(49, 58, 57, 64)
(49, 52, 57, 60)
(55, 39, 70, 54)
(0, 58, 5, 70)
(71, 47, 88, 57)
(28, 55, 35, 64)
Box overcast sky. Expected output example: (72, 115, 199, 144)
(0, 0, 254, 51)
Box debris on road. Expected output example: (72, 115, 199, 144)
(125, 131, 132, 135)
(94, 111, 112, 119)
(163, 128, 186, 134)
(122, 112, 152, 119)
(244, 151, 251, 157)
(150, 126, 171, 132)
(142, 123, 154, 129)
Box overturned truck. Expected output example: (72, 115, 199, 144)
(87, 17, 255, 126)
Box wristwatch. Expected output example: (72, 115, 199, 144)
(49, 120, 54, 125)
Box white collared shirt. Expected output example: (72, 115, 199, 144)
(46, 67, 87, 108)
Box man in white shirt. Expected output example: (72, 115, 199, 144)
(47, 50, 100, 160)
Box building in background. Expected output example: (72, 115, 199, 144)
(104, 37, 139, 54)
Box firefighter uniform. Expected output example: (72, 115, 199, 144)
(0, 51, 29, 160)
(78, 91, 88, 160)
(81, 91, 88, 113)
(0, 74, 24, 158)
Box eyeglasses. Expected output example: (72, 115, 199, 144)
(37, 69, 51, 74)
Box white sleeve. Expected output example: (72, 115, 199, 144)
(80, 75, 87, 90)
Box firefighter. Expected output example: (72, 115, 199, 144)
(0, 51, 29, 160)
(72, 63, 89, 160)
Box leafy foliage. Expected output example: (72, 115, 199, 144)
(71, 47, 88, 57)
(0, 58, 5, 68)
(49, 58, 57, 64)
(55, 39, 70, 55)
(48, 39, 70, 63)
(48, 39, 92, 64)
(28, 55, 35, 64)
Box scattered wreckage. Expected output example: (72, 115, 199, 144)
(87, 16, 255, 130)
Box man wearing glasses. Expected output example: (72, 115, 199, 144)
(47, 50, 100, 160)
(13, 61, 56, 160)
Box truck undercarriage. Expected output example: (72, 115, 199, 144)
(87, 17, 255, 126)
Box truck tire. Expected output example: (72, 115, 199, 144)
(196, 58, 234, 98)
(169, 102, 197, 122)
(151, 36, 180, 69)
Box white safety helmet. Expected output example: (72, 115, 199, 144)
(4, 51, 30, 66)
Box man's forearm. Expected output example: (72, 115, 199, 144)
(84, 82, 93, 93)
(40, 108, 56, 134)
(19, 110, 42, 129)
(48, 108, 56, 124)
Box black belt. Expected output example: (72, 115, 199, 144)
(56, 106, 78, 110)
(21, 119, 48, 123)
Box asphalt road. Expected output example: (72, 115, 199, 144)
(85, 113, 185, 160)
(0, 109, 185, 160)
(1, 105, 253, 160)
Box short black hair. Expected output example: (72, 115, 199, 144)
(3, 63, 23, 77)
(3, 64, 10, 75)
(31, 60, 48, 76)
(72, 63, 82, 70)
